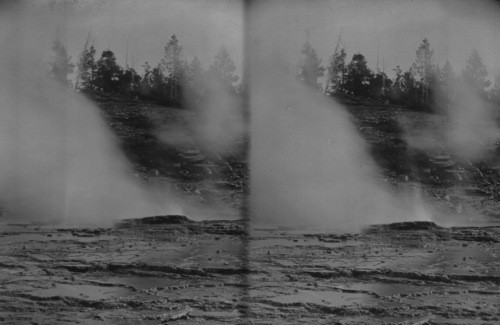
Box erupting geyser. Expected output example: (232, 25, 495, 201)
(0, 2, 181, 225)
(247, 0, 429, 232)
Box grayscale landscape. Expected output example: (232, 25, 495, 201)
(0, 1, 499, 324)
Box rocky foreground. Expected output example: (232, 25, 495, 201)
(0, 216, 498, 324)
(1, 94, 500, 324)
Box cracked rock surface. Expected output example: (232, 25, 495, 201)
(1, 219, 498, 324)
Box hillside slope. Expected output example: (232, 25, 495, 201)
(341, 96, 500, 224)
(89, 92, 500, 224)
(89, 91, 249, 213)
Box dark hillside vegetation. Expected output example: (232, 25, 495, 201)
(87, 87, 500, 223)
(86, 91, 249, 210)
(340, 96, 500, 221)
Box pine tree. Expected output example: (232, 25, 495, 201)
(401, 68, 420, 108)
(151, 65, 167, 100)
(489, 73, 500, 103)
(370, 72, 392, 98)
(344, 53, 371, 96)
(160, 34, 184, 100)
(76, 45, 96, 91)
(210, 46, 239, 90)
(437, 60, 455, 108)
(186, 56, 203, 90)
(95, 50, 123, 92)
(119, 68, 141, 94)
(297, 40, 325, 90)
(391, 66, 404, 101)
(326, 47, 346, 95)
(139, 61, 162, 99)
(183, 56, 205, 103)
(411, 38, 434, 103)
(49, 39, 75, 87)
(462, 49, 490, 95)
(140, 61, 153, 94)
(441, 61, 454, 87)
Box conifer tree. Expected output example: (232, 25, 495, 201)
(411, 38, 434, 103)
(160, 34, 184, 100)
(437, 60, 455, 108)
(489, 73, 500, 103)
(462, 49, 490, 95)
(297, 40, 325, 90)
(210, 46, 239, 90)
(76, 45, 96, 91)
(344, 53, 371, 96)
(186, 56, 203, 91)
(50, 39, 75, 87)
(95, 50, 123, 92)
(326, 47, 346, 95)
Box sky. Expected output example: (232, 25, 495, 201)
(245, 0, 500, 81)
(13, 0, 500, 83)
(30, 0, 244, 74)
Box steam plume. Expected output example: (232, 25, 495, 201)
(0, 2, 180, 225)
(158, 74, 247, 159)
(247, 1, 423, 232)
(445, 80, 500, 162)
(190, 75, 247, 158)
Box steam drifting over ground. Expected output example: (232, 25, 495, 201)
(444, 80, 500, 163)
(0, 2, 181, 225)
(247, 1, 428, 232)
(189, 76, 247, 158)
(157, 74, 247, 159)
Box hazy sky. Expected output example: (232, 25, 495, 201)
(245, 0, 500, 80)
(35, 0, 244, 73)
(23, 0, 500, 82)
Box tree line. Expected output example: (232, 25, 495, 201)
(298, 38, 500, 111)
(49, 34, 243, 106)
(50, 34, 500, 111)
